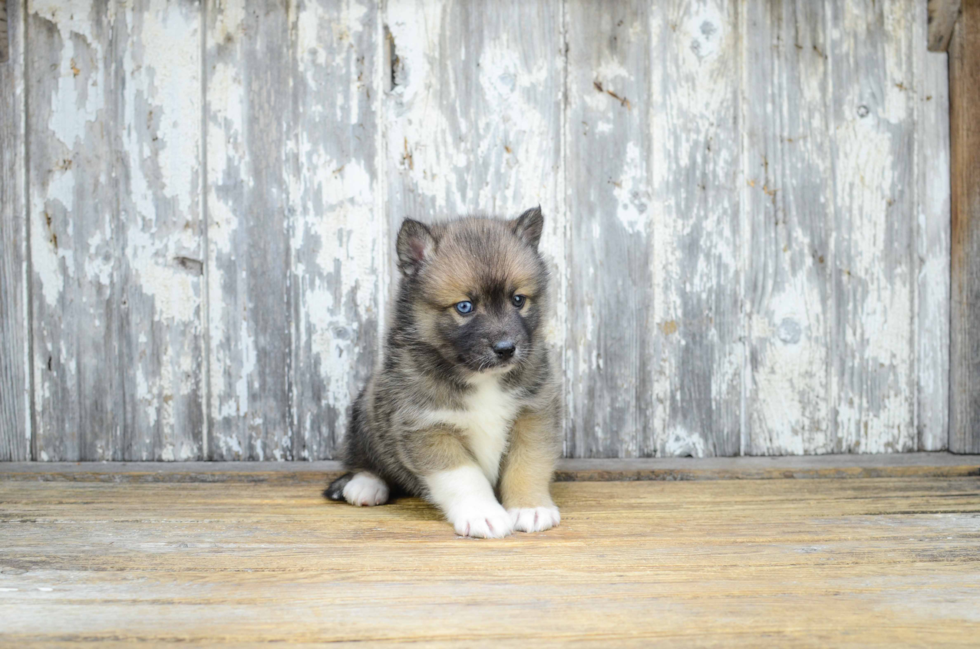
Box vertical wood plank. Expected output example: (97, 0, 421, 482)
(649, 1, 742, 457)
(206, 0, 293, 460)
(927, 0, 962, 52)
(915, 0, 951, 451)
(0, 0, 9, 63)
(384, 0, 565, 437)
(564, 1, 655, 457)
(287, 0, 382, 459)
(0, 0, 31, 460)
(829, 0, 917, 453)
(116, 0, 205, 460)
(949, 0, 980, 453)
(28, 0, 204, 461)
(29, 0, 121, 460)
(741, 0, 834, 455)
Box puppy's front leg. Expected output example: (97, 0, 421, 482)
(499, 411, 561, 533)
(425, 464, 514, 538)
(406, 427, 513, 539)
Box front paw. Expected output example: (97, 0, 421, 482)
(449, 502, 514, 539)
(508, 506, 560, 533)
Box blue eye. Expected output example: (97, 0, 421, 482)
(512, 295, 526, 308)
(455, 301, 474, 315)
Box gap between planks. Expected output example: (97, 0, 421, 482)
(0, 452, 977, 484)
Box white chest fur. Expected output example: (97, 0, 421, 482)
(422, 374, 521, 484)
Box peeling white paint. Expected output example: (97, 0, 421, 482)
(612, 141, 650, 234)
(14, 0, 951, 461)
(663, 427, 706, 458)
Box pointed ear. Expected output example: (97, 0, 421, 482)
(512, 206, 544, 249)
(396, 218, 436, 276)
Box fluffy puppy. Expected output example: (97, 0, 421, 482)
(325, 208, 561, 538)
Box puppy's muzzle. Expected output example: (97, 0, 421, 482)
(492, 340, 516, 360)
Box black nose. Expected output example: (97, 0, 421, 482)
(492, 341, 516, 359)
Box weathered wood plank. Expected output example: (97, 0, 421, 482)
(649, 1, 742, 457)
(1, 479, 979, 645)
(116, 0, 205, 460)
(564, 1, 654, 458)
(927, 0, 962, 52)
(0, 0, 9, 63)
(950, 0, 980, 453)
(741, 0, 833, 455)
(9, 0, 955, 461)
(28, 0, 122, 460)
(916, 0, 952, 451)
(0, 0, 30, 461)
(385, 0, 564, 246)
(1, 453, 978, 483)
(206, 0, 293, 460)
(28, 0, 205, 461)
(384, 0, 566, 444)
(829, 0, 917, 453)
(287, 0, 382, 460)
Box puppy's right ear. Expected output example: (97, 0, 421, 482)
(396, 219, 436, 276)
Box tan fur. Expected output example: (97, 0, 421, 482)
(400, 424, 472, 475)
(499, 410, 561, 510)
(327, 210, 561, 537)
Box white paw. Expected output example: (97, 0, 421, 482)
(342, 472, 389, 507)
(449, 501, 514, 539)
(508, 506, 560, 533)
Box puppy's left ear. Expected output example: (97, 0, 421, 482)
(396, 218, 436, 276)
(512, 206, 544, 249)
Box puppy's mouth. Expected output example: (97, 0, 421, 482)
(461, 352, 521, 374)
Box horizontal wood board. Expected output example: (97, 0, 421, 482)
(0, 477, 979, 645)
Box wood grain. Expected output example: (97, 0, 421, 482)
(2, 0, 957, 460)
(0, 0, 29, 461)
(205, 0, 293, 460)
(28, 0, 122, 460)
(1, 453, 978, 483)
(287, 0, 382, 460)
(206, 0, 382, 461)
(1, 477, 978, 645)
(116, 0, 206, 461)
(27, 0, 205, 461)
(916, 0, 952, 451)
(564, 0, 655, 458)
(829, 0, 917, 454)
(741, 0, 833, 455)
(950, 0, 980, 453)
(928, 0, 962, 51)
(0, 0, 9, 63)
(650, 0, 742, 457)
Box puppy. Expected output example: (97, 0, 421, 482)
(325, 208, 561, 538)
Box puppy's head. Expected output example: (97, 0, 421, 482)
(397, 208, 548, 374)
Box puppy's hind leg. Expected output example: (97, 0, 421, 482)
(324, 471, 390, 506)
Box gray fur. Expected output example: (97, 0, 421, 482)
(327, 211, 560, 502)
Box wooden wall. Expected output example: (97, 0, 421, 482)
(0, 0, 952, 460)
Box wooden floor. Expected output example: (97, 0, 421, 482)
(2, 468, 980, 646)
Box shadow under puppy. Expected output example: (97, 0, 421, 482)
(325, 208, 561, 538)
